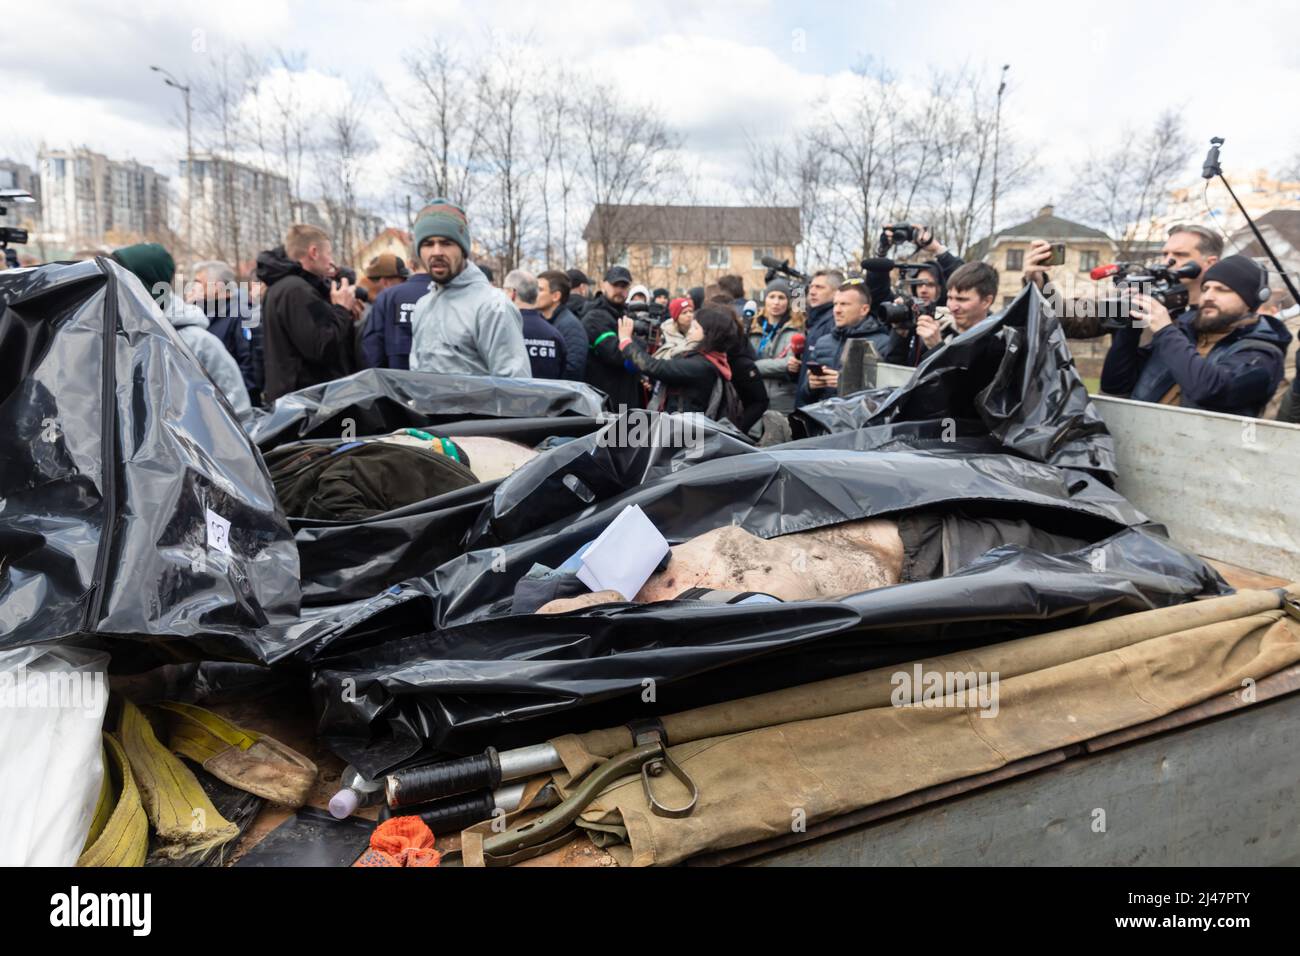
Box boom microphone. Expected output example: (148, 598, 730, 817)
(761, 256, 809, 281)
(861, 257, 897, 273)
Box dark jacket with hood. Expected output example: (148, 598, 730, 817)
(1101, 310, 1291, 418)
(257, 246, 357, 402)
(620, 338, 731, 417)
(582, 292, 644, 410)
(360, 271, 430, 370)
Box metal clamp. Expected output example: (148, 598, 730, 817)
(632, 724, 698, 819)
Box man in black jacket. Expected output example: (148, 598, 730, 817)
(582, 265, 643, 410)
(258, 224, 358, 402)
(565, 268, 592, 318)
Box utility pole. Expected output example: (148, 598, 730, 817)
(990, 64, 1010, 241)
(151, 65, 193, 259)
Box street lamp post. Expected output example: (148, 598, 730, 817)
(990, 64, 1010, 242)
(151, 66, 192, 258)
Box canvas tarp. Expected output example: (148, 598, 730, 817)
(460, 586, 1300, 866)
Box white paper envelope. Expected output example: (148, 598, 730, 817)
(575, 504, 670, 600)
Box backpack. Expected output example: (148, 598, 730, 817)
(705, 375, 745, 428)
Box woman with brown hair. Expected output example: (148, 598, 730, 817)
(747, 278, 805, 413)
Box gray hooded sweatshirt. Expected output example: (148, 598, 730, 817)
(408, 260, 530, 377)
(164, 296, 252, 417)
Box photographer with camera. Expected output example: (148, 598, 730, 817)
(801, 280, 889, 404)
(1028, 225, 1223, 338)
(583, 265, 644, 409)
(1100, 255, 1289, 418)
(615, 304, 746, 425)
(880, 261, 997, 366)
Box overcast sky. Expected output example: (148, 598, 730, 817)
(4, 0, 1299, 229)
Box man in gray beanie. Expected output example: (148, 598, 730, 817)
(1101, 254, 1291, 418)
(408, 199, 529, 377)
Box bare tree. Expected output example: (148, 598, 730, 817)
(1069, 110, 1190, 258)
(316, 83, 377, 268)
(191, 50, 259, 265)
(742, 129, 833, 272)
(389, 40, 485, 210)
(533, 74, 574, 267)
(810, 62, 903, 262)
(477, 49, 534, 274)
(574, 84, 680, 273)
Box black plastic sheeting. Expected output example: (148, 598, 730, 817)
(244, 368, 607, 452)
(791, 285, 1116, 476)
(279, 406, 753, 605)
(302, 439, 1224, 771)
(1, 264, 1231, 772)
(294, 286, 1220, 769)
(0, 259, 300, 660)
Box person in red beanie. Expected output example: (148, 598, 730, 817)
(655, 296, 696, 358)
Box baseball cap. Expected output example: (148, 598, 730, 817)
(365, 253, 410, 280)
(603, 265, 632, 284)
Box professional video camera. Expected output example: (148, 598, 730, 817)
(1, 189, 34, 270)
(625, 299, 666, 350)
(1091, 260, 1200, 330)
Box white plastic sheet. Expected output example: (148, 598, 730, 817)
(0, 645, 109, 866)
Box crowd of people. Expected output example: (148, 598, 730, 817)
(101, 198, 1299, 436)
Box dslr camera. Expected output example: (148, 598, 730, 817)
(874, 263, 938, 333)
(881, 224, 917, 247)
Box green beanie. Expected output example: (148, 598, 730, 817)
(112, 242, 176, 306)
(413, 199, 471, 257)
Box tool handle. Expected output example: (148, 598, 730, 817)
(386, 748, 501, 807)
(379, 790, 498, 833)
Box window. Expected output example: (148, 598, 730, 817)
(1079, 249, 1099, 272)
(753, 246, 776, 268)
(651, 244, 671, 267)
(709, 245, 730, 269)
(612, 247, 629, 267)
(1006, 248, 1023, 271)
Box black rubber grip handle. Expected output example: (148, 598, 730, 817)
(387, 748, 501, 807)
(408, 791, 499, 834)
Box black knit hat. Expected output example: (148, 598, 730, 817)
(1202, 255, 1271, 311)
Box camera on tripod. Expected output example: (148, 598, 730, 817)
(1097, 261, 1200, 330)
